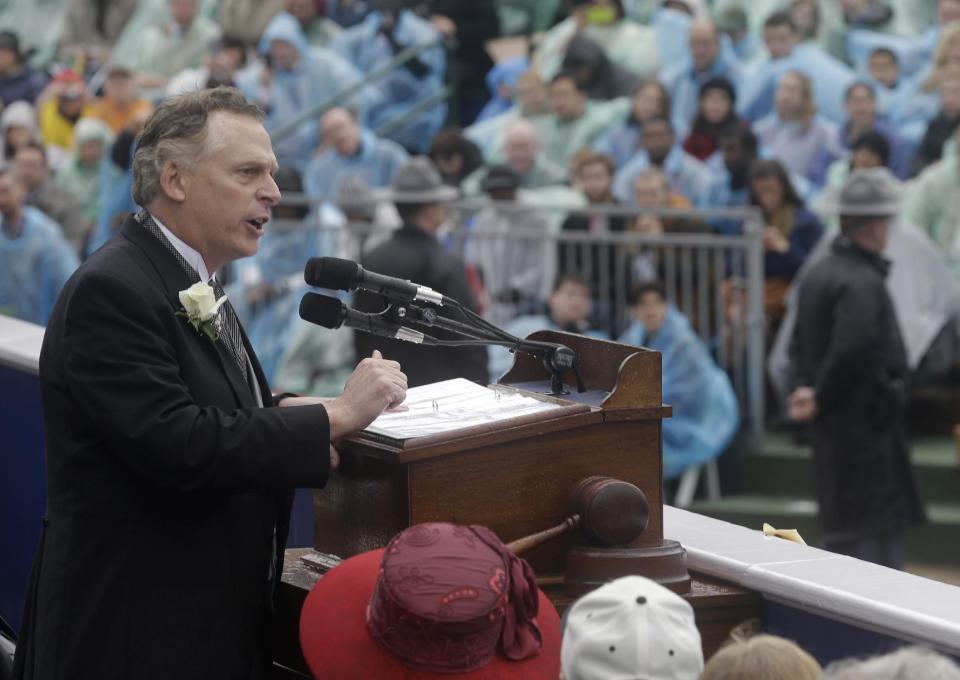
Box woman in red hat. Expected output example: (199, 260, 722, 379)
(299, 522, 561, 679)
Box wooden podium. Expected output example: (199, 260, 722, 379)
(273, 333, 758, 676)
(312, 331, 686, 591)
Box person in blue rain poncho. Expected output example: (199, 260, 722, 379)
(619, 281, 739, 479)
(332, 1, 446, 154)
(0, 168, 78, 325)
(304, 107, 408, 202)
(845, 0, 960, 85)
(236, 11, 371, 171)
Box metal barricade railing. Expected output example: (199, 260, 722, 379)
(271, 198, 766, 442)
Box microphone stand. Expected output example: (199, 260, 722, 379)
(381, 300, 586, 396)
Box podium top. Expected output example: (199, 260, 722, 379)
(344, 332, 669, 464)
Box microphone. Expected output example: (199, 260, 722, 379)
(299, 292, 432, 344)
(304, 257, 446, 306)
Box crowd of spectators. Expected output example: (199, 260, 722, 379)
(4, 1, 960, 674)
(3, 0, 960, 481)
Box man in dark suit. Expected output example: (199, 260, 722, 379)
(788, 168, 925, 568)
(13, 87, 407, 680)
(353, 157, 488, 387)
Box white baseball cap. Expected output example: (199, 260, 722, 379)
(561, 575, 704, 680)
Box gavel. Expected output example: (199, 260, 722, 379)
(506, 476, 650, 555)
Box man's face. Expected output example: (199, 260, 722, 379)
(846, 86, 876, 127)
(940, 0, 960, 24)
(170, 0, 199, 26)
(689, 24, 719, 72)
(634, 174, 669, 207)
(515, 73, 547, 115)
(58, 87, 86, 117)
(634, 291, 667, 334)
(14, 148, 48, 191)
(0, 173, 24, 219)
(577, 161, 612, 203)
(851, 147, 883, 169)
(208, 46, 245, 85)
(719, 137, 745, 171)
(104, 75, 136, 105)
(549, 78, 585, 121)
(178, 113, 280, 269)
(0, 47, 17, 72)
(270, 39, 299, 71)
(641, 121, 674, 164)
(868, 52, 900, 88)
(503, 131, 537, 174)
(764, 25, 797, 60)
(775, 74, 805, 119)
(549, 281, 591, 326)
(419, 202, 450, 231)
(322, 110, 359, 156)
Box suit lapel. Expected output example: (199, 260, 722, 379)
(119, 216, 257, 408)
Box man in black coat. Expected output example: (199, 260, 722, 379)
(13, 88, 407, 680)
(789, 168, 925, 568)
(354, 157, 488, 387)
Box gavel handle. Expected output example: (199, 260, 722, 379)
(506, 515, 581, 555)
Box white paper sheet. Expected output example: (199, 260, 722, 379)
(363, 378, 563, 440)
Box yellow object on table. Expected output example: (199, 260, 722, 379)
(762, 522, 807, 546)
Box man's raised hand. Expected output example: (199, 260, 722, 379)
(326, 350, 407, 438)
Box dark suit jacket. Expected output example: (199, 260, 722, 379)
(14, 216, 331, 680)
(353, 224, 488, 387)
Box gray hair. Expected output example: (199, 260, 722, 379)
(132, 87, 264, 206)
(824, 646, 960, 680)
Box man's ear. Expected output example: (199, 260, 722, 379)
(158, 159, 188, 203)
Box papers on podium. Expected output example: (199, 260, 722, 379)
(364, 378, 563, 440)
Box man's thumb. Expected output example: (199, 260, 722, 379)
(372, 350, 383, 360)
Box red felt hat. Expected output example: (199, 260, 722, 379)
(299, 546, 562, 679)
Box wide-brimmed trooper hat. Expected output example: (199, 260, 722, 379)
(379, 156, 459, 204)
(827, 167, 901, 218)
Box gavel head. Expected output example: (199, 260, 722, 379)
(569, 476, 650, 547)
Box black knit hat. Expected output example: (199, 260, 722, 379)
(699, 76, 737, 106)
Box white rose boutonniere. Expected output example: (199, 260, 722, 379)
(177, 281, 227, 342)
